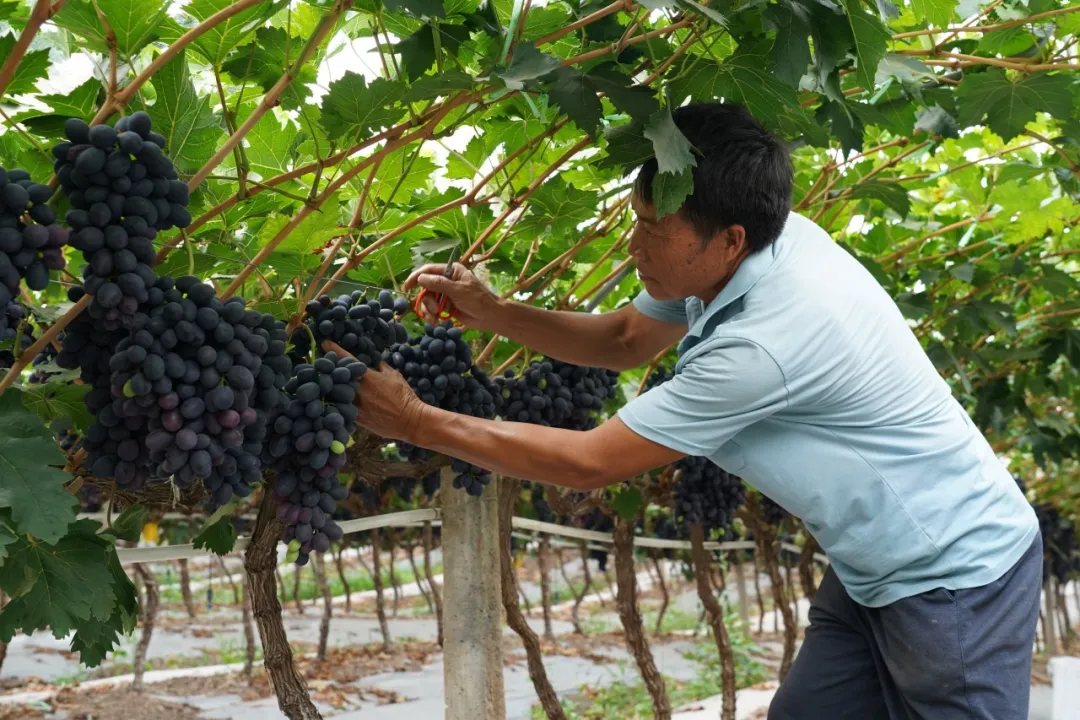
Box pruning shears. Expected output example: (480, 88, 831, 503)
(414, 247, 459, 322)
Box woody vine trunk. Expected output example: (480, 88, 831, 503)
(614, 517, 671, 719)
(746, 501, 797, 680)
(245, 490, 322, 720)
(371, 527, 392, 651)
(797, 534, 820, 602)
(407, 541, 434, 614)
(314, 552, 333, 661)
(334, 544, 352, 613)
(178, 558, 197, 619)
(539, 534, 556, 643)
(498, 479, 567, 720)
(422, 521, 444, 647)
(690, 523, 736, 720)
(131, 564, 159, 691)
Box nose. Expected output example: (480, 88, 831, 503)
(628, 224, 645, 260)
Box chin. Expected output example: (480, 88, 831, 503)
(641, 277, 672, 300)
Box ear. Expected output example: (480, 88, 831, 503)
(720, 225, 747, 257)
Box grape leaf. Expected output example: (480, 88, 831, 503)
(55, 0, 169, 57)
(519, 178, 598, 237)
(914, 105, 959, 138)
(765, 1, 813, 89)
(402, 69, 476, 102)
(20, 381, 92, 432)
(0, 390, 77, 544)
(176, 0, 285, 67)
(955, 69, 1077, 141)
(499, 44, 561, 90)
(385, 0, 446, 17)
(911, 0, 956, 29)
(107, 504, 148, 543)
(586, 64, 659, 122)
(259, 201, 349, 255)
(0, 523, 18, 563)
(395, 26, 437, 81)
(192, 515, 238, 555)
(143, 50, 223, 175)
(0, 35, 49, 97)
(545, 67, 603, 138)
(0, 520, 117, 642)
(851, 180, 911, 218)
(70, 545, 137, 665)
(611, 486, 643, 521)
(33, 79, 103, 119)
(599, 121, 655, 171)
(320, 72, 407, 142)
(644, 109, 696, 176)
(221, 27, 316, 109)
(841, 0, 890, 93)
(652, 168, 694, 219)
(818, 99, 864, 153)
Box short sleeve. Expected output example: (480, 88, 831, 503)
(632, 290, 688, 325)
(617, 337, 788, 455)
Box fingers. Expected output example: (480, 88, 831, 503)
(403, 263, 450, 291)
(414, 272, 456, 294)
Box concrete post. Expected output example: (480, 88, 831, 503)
(440, 468, 506, 720)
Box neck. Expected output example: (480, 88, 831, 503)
(696, 256, 746, 305)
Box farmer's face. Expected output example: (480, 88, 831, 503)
(628, 194, 749, 304)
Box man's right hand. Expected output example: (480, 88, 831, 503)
(403, 262, 503, 330)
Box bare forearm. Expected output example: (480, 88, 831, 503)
(488, 301, 649, 371)
(411, 405, 610, 490)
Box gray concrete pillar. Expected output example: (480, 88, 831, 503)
(440, 468, 505, 720)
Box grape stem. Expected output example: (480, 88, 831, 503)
(0, 294, 91, 398)
(0, 0, 68, 100)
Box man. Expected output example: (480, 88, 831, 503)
(356, 103, 1041, 719)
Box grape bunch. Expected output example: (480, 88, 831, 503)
(530, 482, 555, 523)
(289, 288, 408, 366)
(387, 321, 497, 496)
(673, 455, 746, 533)
(264, 351, 366, 566)
(0, 167, 68, 300)
(494, 358, 620, 430)
(55, 113, 191, 330)
(761, 495, 790, 526)
(58, 276, 291, 507)
(644, 366, 674, 391)
(0, 300, 34, 369)
(1034, 501, 1079, 582)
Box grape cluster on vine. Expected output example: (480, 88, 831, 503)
(0, 167, 68, 300)
(56, 113, 190, 331)
(58, 276, 291, 507)
(0, 300, 33, 369)
(1034, 501, 1079, 583)
(265, 351, 366, 566)
(673, 454, 747, 534)
(389, 320, 497, 496)
(494, 357, 620, 430)
(289, 288, 408, 366)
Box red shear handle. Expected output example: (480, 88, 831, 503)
(414, 288, 458, 321)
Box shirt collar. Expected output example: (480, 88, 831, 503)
(682, 236, 781, 343)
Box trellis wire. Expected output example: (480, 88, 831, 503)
(113, 509, 829, 565)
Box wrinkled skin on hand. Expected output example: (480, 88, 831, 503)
(354, 362, 427, 443)
(402, 262, 502, 330)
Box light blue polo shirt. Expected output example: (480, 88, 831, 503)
(619, 211, 1038, 607)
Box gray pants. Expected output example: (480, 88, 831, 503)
(769, 535, 1042, 720)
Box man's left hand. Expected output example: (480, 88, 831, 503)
(354, 363, 427, 443)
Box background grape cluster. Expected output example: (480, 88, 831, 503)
(289, 288, 408, 366)
(57, 113, 190, 332)
(494, 357, 620, 430)
(673, 455, 747, 534)
(265, 351, 366, 566)
(0, 166, 68, 301)
(1, 300, 34, 369)
(390, 320, 497, 495)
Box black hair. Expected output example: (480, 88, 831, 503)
(633, 103, 793, 254)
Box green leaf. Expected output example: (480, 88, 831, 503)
(177, 0, 284, 67)
(519, 178, 598, 237)
(395, 26, 437, 81)
(545, 67, 603, 138)
(948, 262, 976, 283)
(1038, 265, 1079, 297)
(652, 169, 694, 219)
(499, 43, 561, 90)
(109, 504, 147, 543)
(143, 50, 223, 175)
(955, 70, 1077, 141)
(911, 0, 956, 29)
(819, 99, 864, 153)
(0, 523, 18, 563)
(765, 2, 812, 88)
(34, 79, 103, 119)
(0, 520, 117, 642)
(0, 390, 77, 544)
(192, 515, 238, 555)
(222, 27, 316, 109)
(678, 0, 726, 27)
(20, 381, 92, 433)
(914, 104, 959, 138)
(875, 54, 935, 86)
(611, 486, 643, 521)
(55, 0, 169, 57)
(402, 68, 475, 102)
(321, 72, 407, 142)
(0, 35, 49, 97)
(259, 202, 349, 255)
(850, 180, 911, 217)
(599, 122, 655, 170)
(644, 109, 696, 175)
(384, 0, 446, 17)
(975, 25, 1035, 57)
(668, 53, 820, 142)
(841, 0, 890, 93)
(586, 65, 659, 122)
